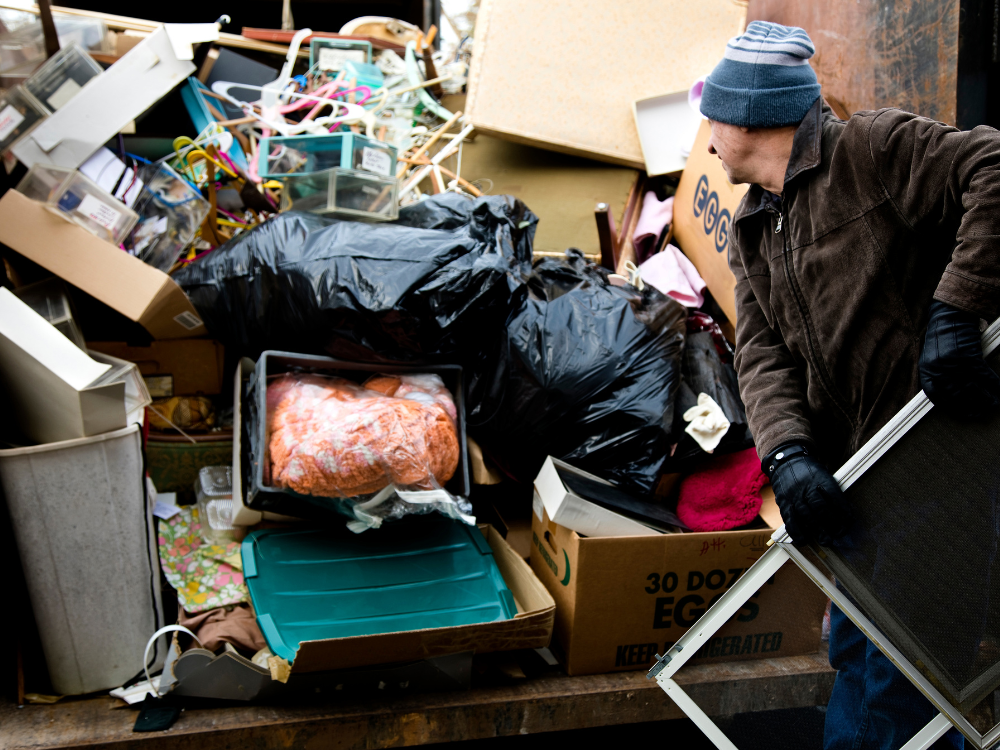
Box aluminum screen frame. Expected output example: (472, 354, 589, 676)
(646, 319, 1000, 750)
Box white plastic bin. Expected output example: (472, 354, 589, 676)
(0, 424, 164, 695)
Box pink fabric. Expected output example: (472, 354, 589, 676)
(676, 448, 768, 532)
(633, 193, 674, 261)
(639, 243, 707, 308)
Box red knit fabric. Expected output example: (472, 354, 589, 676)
(676, 447, 768, 532)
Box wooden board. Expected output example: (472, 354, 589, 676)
(440, 95, 639, 260)
(746, 0, 961, 125)
(0, 651, 834, 750)
(466, 0, 746, 168)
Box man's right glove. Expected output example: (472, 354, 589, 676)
(763, 444, 850, 546)
(919, 300, 1000, 420)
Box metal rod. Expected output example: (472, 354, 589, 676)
(661, 679, 739, 750)
(899, 714, 954, 750)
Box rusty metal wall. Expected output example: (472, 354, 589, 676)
(747, 0, 961, 125)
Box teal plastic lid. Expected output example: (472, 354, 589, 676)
(242, 516, 516, 663)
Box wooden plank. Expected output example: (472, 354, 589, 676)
(0, 2, 308, 58)
(0, 652, 835, 750)
(239, 28, 406, 53)
(746, 0, 960, 125)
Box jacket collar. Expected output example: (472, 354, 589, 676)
(734, 97, 825, 222)
(784, 96, 824, 184)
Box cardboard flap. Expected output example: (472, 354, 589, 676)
(0, 191, 205, 339)
(673, 120, 749, 324)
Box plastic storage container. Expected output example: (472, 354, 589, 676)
(340, 59, 384, 93)
(309, 37, 372, 72)
(127, 163, 210, 272)
(0, 424, 165, 695)
(242, 515, 516, 662)
(0, 11, 109, 76)
(258, 132, 397, 179)
(279, 166, 398, 221)
(195, 465, 243, 545)
(16, 163, 139, 244)
(11, 277, 86, 349)
(23, 44, 102, 112)
(236, 352, 470, 522)
(0, 85, 47, 152)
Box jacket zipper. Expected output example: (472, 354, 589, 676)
(778, 198, 857, 430)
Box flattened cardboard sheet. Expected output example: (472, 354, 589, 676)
(466, 0, 745, 167)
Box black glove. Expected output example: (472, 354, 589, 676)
(920, 300, 1000, 420)
(763, 444, 850, 546)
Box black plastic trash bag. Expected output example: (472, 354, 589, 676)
(473, 252, 687, 494)
(172, 194, 536, 366)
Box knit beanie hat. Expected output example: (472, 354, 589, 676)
(700, 21, 821, 128)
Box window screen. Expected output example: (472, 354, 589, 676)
(816, 348, 1000, 721)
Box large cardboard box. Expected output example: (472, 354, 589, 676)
(89, 339, 225, 396)
(288, 525, 555, 673)
(673, 120, 750, 325)
(530, 500, 827, 676)
(0, 191, 206, 339)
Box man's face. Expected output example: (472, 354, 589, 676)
(707, 120, 755, 185)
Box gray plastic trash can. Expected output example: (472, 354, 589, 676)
(0, 424, 164, 694)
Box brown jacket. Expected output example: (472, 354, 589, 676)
(730, 98, 1000, 467)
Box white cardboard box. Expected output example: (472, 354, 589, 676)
(0, 287, 126, 444)
(533, 456, 660, 538)
(12, 24, 217, 170)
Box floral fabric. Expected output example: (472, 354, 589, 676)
(158, 506, 248, 613)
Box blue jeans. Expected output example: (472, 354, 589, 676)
(824, 603, 964, 749)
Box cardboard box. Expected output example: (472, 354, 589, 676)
(0, 190, 206, 339)
(88, 339, 225, 396)
(536, 456, 681, 537)
(633, 90, 704, 176)
(672, 119, 750, 324)
(466, 0, 744, 167)
(530, 501, 827, 676)
(287, 525, 554, 673)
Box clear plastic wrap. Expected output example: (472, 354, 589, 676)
(264, 371, 472, 531)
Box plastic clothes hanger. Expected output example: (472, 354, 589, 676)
(209, 81, 367, 135)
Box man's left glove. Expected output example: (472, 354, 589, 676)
(764, 444, 850, 546)
(920, 300, 1000, 420)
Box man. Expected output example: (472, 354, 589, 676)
(699, 20, 1000, 750)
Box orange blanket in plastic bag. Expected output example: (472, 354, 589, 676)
(266, 373, 460, 498)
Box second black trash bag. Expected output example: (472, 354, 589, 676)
(172, 194, 536, 364)
(474, 252, 687, 494)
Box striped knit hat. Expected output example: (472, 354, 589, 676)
(700, 21, 821, 128)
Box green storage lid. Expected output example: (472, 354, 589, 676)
(242, 516, 516, 663)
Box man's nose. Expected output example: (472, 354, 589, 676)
(707, 141, 717, 155)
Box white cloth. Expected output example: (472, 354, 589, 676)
(683, 393, 731, 453)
